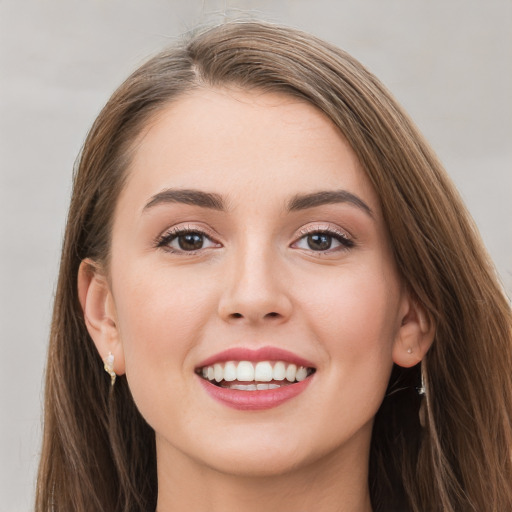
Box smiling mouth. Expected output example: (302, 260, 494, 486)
(196, 360, 316, 390)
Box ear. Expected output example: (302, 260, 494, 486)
(77, 259, 125, 375)
(392, 292, 435, 368)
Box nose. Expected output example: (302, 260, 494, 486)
(217, 244, 293, 325)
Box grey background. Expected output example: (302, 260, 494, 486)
(1, 1, 510, 510)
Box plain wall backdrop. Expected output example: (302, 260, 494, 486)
(1, 1, 511, 510)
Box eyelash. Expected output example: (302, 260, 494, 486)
(155, 225, 220, 255)
(294, 225, 355, 253)
(155, 225, 355, 255)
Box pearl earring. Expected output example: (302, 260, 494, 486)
(103, 352, 116, 386)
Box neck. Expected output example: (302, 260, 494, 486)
(155, 435, 373, 512)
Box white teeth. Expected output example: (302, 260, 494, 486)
(214, 364, 223, 383)
(199, 360, 313, 386)
(226, 383, 284, 391)
(224, 361, 237, 381)
(296, 366, 308, 382)
(273, 361, 286, 380)
(254, 361, 273, 382)
(236, 361, 255, 382)
(232, 384, 258, 391)
(285, 364, 297, 382)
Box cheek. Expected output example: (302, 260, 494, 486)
(296, 261, 402, 423)
(111, 261, 219, 381)
(110, 263, 224, 430)
(302, 266, 400, 356)
(265, 263, 403, 453)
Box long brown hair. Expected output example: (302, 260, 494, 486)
(36, 21, 512, 511)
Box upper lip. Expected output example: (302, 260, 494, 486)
(196, 346, 316, 369)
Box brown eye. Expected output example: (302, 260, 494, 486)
(178, 233, 204, 251)
(292, 229, 354, 253)
(157, 229, 220, 253)
(307, 233, 332, 251)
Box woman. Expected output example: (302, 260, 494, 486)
(36, 21, 512, 512)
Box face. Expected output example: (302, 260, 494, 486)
(97, 88, 411, 477)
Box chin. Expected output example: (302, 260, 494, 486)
(202, 447, 310, 478)
(186, 427, 340, 478)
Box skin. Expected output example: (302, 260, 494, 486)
(79, 88, 433, 512)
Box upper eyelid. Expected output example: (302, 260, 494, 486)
(295, 223, 353, 240)
(157, 224, 220, 241)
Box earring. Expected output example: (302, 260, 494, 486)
(416, 369, 426, 396)
(103, 352, 116, 386)
(417, 361, 426, 428)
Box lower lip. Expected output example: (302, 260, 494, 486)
(197, 376, 313, 410)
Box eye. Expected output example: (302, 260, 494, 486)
(156, 228, 220, 253)
(292, 228, 354, 252)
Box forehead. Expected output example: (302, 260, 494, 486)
(118, 87, 379, 214)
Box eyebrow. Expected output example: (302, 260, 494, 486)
(143, 187, 373, 217)
(144, 188, 226, 212)
(287, 190, 373, 217)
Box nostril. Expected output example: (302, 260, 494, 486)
(225, 311, 284, 321)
